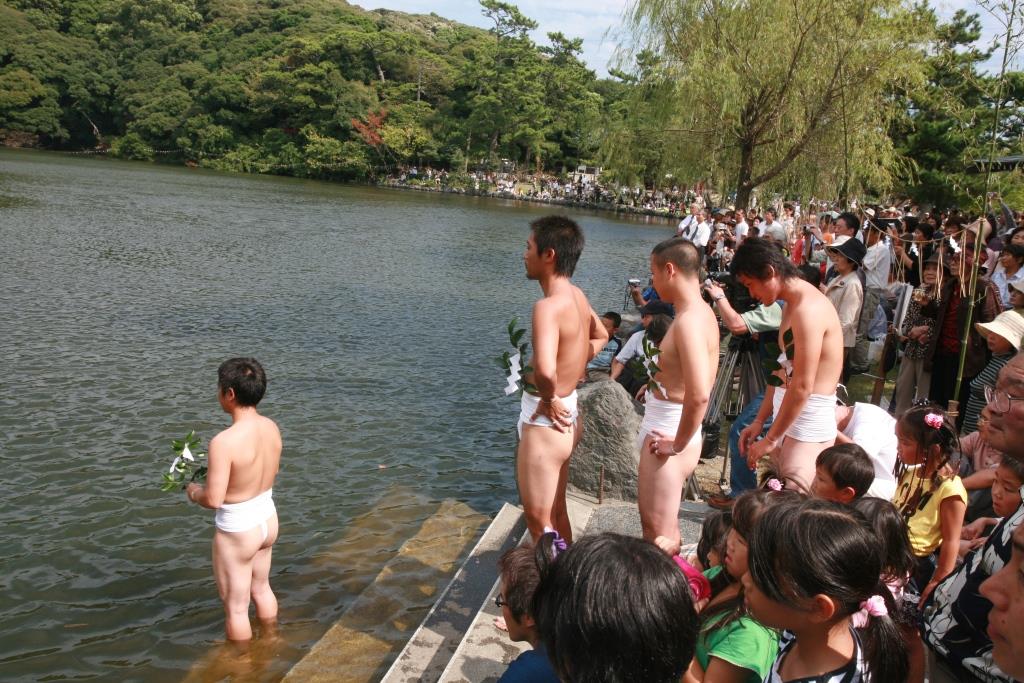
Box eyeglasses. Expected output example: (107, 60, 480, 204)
(494, 594, 508, 609)
(984, 385, 1024, 413)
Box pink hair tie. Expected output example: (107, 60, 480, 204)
(853, 595, 889, 628)
(924, 412, 943, 429)
(767, 478, 783, 491)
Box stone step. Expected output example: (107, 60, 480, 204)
(282, 498, 488, 683)
(380, 502, 529, 683)
(429, 496, 710, 683)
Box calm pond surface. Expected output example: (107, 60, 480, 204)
(0, 149, 673, 681)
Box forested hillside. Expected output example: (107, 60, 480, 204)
(0, 0, 620, 180)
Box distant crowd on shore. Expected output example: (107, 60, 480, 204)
(380, 166, 716, 218)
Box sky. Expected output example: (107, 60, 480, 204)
(359, 0, 1017, 77)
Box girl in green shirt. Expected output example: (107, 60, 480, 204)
(683, 488, 795, 683)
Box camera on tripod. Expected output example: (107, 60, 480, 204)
(703, 271, 758, 314)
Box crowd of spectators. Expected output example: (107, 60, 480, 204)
(489, 197, 1024, 683)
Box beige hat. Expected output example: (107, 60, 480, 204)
(976, 310, 1024, 350)
(1010, 279, 1024, 295)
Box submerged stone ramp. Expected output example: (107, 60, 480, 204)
(282, 498, 487, 683)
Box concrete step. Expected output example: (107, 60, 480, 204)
(380, 502, 528, 683)
(427, 496, 711, 683)
(433, 496, 596, 683)
(282, 498, 488, 683)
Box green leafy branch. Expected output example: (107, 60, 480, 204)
(496, 317, 537, 395)
(160, 429, 208, 492)
(763, 328, 795, 387)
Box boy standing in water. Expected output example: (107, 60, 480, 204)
(518, 216, 607, 542)
(186, 357, 281, 641)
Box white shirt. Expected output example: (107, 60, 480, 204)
(676, 214, 699, 236)
(734, 220, 749, 243)
(842, 402, 897, 500)
(615, 330, 646, 364)
(861, 241, 891, 290)
(680, 220, 711, 248)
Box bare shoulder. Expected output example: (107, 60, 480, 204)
(675, 302, 718, 338)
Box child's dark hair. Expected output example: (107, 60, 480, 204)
(532, 532, 698, 683)
(1000, 453, 1024, 483)
(797, 263, 822, 287)
(601, 311, 622, 329)
(701, 489, 802, 632)
(218, 357, 267, 406)
(646, 313, 673, 345)
(695, 510, 731, 570)
(498, 544, 540, 622)
(817, 443, 875, 499)
(850, 497, 916, 586)
(748, 499, 909, 683)
(894, 404, 959, 520)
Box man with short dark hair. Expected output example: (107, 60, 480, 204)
(733, 238, 844, 491)
(185, 357, 281, 642)
(495, 545, 559, 682)
(518, 216, 607, 542)
(835, 211, 860, 239)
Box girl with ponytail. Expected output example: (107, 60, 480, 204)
(892, 404, 967, 604)
(744, 499, 909, 682)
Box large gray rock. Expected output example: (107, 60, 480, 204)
(568, 378, 643, 502)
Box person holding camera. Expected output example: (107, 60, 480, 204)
(703, 279, 783, 510)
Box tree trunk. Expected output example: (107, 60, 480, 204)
(463, 131, 472, 174)
(735, 139, 755, 209)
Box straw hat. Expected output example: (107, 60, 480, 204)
(976, 310, 1024, 350)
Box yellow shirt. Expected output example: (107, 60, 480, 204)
(892, 470, 967, 557)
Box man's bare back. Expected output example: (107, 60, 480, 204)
(186, 358, 281, 642)
(214, 416, 281, 504)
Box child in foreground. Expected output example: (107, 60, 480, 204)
(960, 455, 1024, 558)
(532, 532, 698, 683)
(683, 489, 796, 683)
(810, 443, 874, 504)
(852, 497, 925, 682)
(494, 541, 558, 683)
(744, 498, 909, 682)
(891, 405, 967, 605)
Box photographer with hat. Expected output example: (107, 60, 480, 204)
(824, 237, 867, 384)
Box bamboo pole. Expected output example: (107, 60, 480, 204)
(953, 0, 1019, 406)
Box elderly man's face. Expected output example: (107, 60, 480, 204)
(983, 353, 1024, 458)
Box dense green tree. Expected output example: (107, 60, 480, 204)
(619, 0, 929, 207)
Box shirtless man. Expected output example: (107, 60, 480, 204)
(186, 357, 282, 641)
(642, 238, 719, 552)
(733, 237, 844, 491)
(519, 216, 608, 542)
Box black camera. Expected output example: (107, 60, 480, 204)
(704, 271, 758, 313)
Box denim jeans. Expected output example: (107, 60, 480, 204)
(727, 392, 771, 497)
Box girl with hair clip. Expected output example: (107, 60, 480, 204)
(852, 497, 926, 683)
(682, 489, 801, 683)
(891, 404, 967, 606)
(743, 499, 910, 683)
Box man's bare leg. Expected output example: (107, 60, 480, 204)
(774, 436, 834, 492)
(638, 434, 700, 550)
(517, 423, 575, 542)
(250, 516, 279, 622)
(213, 521, 277, 641)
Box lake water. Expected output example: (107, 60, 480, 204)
(0, 149, 673, 681)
